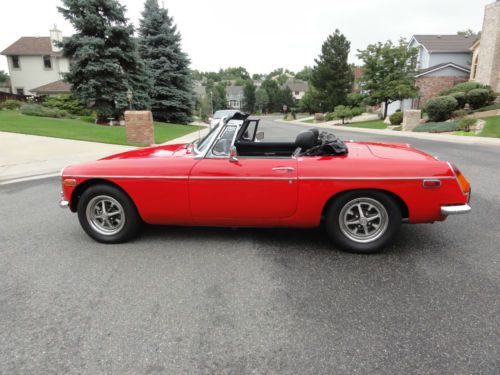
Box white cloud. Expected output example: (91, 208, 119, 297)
(0, 0, 490, 75)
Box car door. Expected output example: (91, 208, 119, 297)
(189, 125, 298, 221)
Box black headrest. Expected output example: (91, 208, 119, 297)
(308, 128, 320, 145)
(295, 130, 316, 149)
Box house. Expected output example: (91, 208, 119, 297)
(469, 1, 500, 94)
(284, 80, 309, 101)
(0, 27, 71, 96)
(352, 66, 363, 93)
(225, 85, 244, 109)
(409, 34, 476, 108)
(193, 81, 206, 99)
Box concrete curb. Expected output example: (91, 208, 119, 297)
(274, 119, 500, 146)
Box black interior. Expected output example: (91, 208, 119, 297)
(235, 140, 297, 157)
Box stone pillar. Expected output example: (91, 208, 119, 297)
(402, 110, 421, 131)
(476, 1, 500, 93)
(125, 111, 154, 146)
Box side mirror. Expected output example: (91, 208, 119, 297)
(256, 131, 265, 141)
(229, 146, 238, 162)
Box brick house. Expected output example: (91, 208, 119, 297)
(409, 34, 476, 108)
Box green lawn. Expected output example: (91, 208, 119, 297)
(479, 115, 500, 138)
(344, 120, 387, 129)
(0, 110, 202, 146)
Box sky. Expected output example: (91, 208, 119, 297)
(0, 0, 492, 75)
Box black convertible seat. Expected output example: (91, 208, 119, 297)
(236, 141, 296, 157)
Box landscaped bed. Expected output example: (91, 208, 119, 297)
(0, 110, 203, 146)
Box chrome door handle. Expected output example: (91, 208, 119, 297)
(272, 167, 295, 172)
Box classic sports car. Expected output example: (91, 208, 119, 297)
(60, 112, 471, 253)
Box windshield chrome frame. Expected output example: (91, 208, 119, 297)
(193, 116, 234, 159)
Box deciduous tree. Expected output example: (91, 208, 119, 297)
(357, 39, 418, 119)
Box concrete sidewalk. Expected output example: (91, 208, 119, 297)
(0, 126, 210, 185)
(275, 118, 500, 146)
(0, 132, 136, 184)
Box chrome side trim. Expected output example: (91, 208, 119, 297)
(63, 175, 188, 180)
(190, 176, 295, 180)
(298, 176, 456, 181)
(441, 204, 471, 215)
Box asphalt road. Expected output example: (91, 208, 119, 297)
(1, 118, 499, 374)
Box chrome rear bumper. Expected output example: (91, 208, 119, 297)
(441, 204, 471, 216)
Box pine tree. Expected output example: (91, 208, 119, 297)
(58, 0, 151, 120)
(139, 0, 193, 124)
(311, 29, 354, 111)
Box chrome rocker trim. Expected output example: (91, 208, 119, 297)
(441, 204, 471, 215)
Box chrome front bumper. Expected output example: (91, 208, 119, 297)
(441, 204, 471, 216)
(59, 199, 69, 209)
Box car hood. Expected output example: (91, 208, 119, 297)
(99, 143, 191, 160)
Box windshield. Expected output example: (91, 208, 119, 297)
(194, 125, 221, 155)
(213, 110, 235, 119)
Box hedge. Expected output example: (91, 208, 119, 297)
(424, 96, 458, 122)
(413, 121, 460, 133)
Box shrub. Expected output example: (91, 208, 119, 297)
(471, 103, 500, 113)
(413, 121, 460, 133)
(20, 103, 71, 118)
(0, 99, 23, 110)
(389, 111, 404, 125)
(314, 113, 325, 122)
(450, 92, 466, 108)
(346, 93, 366, 108)
(42, 94, 92, 116)
(332, 105, 353, 124)
(466, 88, 495, 109)
(324, 112, 335, 121)
(424, 96, 458, 122)
(458, 117, 477, 132)
(451, 109, 468, 119)
(350, 106, 365, 117)
(440, 81, 485, 95)
(80, 115, 96, 123)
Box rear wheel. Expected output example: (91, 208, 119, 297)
(325, 190, 402, 254)
(77, 184, 140, 243)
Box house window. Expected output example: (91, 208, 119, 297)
(16, 88, 24, 95)
(12, 56, 20, 69)
(43, 55, 52, 69)
(295, 91, 300, 95)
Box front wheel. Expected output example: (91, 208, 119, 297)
(325, 190, 402, 254)
(77, 184, 141, 243)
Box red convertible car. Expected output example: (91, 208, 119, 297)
(60, 112, 471, 253)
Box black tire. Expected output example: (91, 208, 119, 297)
(77, 184, 141, 244)
(325, 190, 402, 254)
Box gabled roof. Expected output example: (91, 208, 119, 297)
(225, 85, 243, 96)
(30, 80, 71, 94)
(1, 37, 63, 56)
(410, 34, 477, 53)
(285, 80, 309, 92)
(415, 62, 470, 77)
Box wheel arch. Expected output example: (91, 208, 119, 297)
(70, 178, 137, 214)
(320, 188, 409, 223)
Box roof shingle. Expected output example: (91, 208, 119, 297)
(30, 80, 71, 94)
(412, 34, 477, 53)
(1, 37, 62, 56)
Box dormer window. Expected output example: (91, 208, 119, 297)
(12, 55, 20, 69)
(43, 55, 52, 69)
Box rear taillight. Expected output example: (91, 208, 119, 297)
(449, 163, 470, 195)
